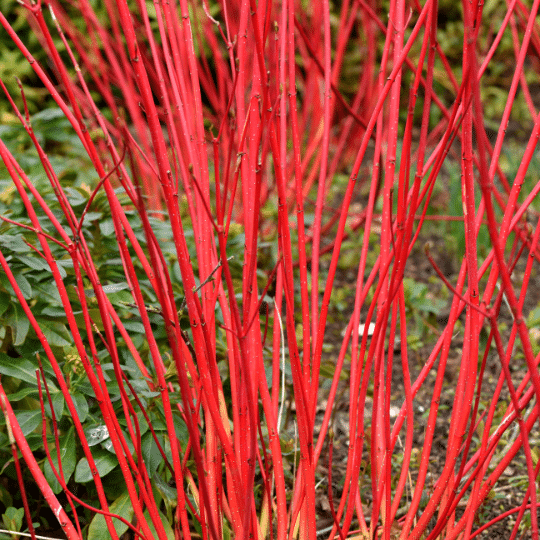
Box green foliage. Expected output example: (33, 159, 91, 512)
(1, 507, 23, 539)
(87, 491, 133, 540)
(0, 3, 61, 116)
(0, 506, 39, 540)
(402, 277, 447, 350)
(0, 103, 256, 534)
(0, 110, 181, 531)
(432, 0, 535, 129)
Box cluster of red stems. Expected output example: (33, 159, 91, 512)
(1, 0, 540, 538)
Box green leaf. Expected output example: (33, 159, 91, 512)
(0, 354, 57, 387)
(153, 473, 177, 507)
(32, 107, 66, 122)
(122, 320, 145, 333)
(64, 186, 89, 207)
(319, 361, 347, 381)
(102, 432, 134, 455)
(39, 320, 72, 347)
(4, 387, 38, 401)
(101, 283, 131, 294)
(25, 434, 48, 452)
(81, 211, 103, 222)
(13, 410, 42, 436)
(0, 291, 10, 317)
(88, 491, 134, 540)
(142, 432, 163, 477)
(173, 411, 190, 445)
(74, 448, 118, 482)
(2, 506, 24, 533)
(0, 235, 30, 253)
(143, 508, 175, 540)
(99, 219, 114, 236)
(40, 306, 69, 318)
(71, 393, 89, 422)
(7, 303, 30, 345)
(85, 424, 110, 447)
(44, 426, 76, 493)
(0, 269, 32, 299)
(17, 255, 51, 272)
(44, 391, 65, 420)
(0, 484, 13, 509)
(528, 306, 540, 327)
(33, 283, 62, 304)
(149, 419, 168, 431)
(73, 309, 104, 331)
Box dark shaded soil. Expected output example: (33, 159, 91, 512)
(306, 222, 540, 539)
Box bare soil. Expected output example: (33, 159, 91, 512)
(306, 225, 540, 539)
